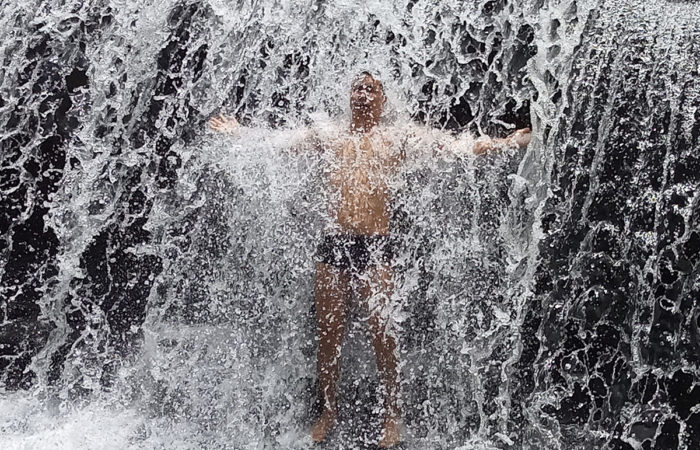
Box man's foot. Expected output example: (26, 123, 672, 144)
(311, 410, 337, 443)
(378, 414, 401, 448)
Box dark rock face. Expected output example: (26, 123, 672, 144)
(0, 17, 82, 389)
(1, 3, 210, 390)
(44, 3, 211, 390)
(510, 3, 700, 448)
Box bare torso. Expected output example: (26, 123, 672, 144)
(326, 129, 402, 236)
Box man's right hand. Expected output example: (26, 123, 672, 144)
(472, 127, 531, 155)
(507, 127, 531, 149)
(209, 114, 240, 134)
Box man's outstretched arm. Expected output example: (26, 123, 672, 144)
(472, 127, 531, 155)
(400, 125, 531, 162)
(209, 114, 323, 153)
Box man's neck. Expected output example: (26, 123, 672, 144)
(350, 113, 379, 135)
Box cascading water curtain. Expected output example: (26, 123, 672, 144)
(1, 0, 698, 449)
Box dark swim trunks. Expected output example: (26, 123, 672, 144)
(317, 234, 395, 272)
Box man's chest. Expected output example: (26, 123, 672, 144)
(330, 135, 397, 169)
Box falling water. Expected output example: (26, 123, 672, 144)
(1, 0, 698, 449)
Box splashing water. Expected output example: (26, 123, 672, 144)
(1, 0, 699, 449)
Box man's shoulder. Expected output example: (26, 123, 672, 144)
(310, 122, 347, 142)
(378, 123, 445, 141)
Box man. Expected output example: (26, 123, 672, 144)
(210, 72, 531, 447)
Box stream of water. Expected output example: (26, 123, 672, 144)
(1, 0, 698, 449)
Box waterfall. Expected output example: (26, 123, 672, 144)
(1, 0, 698, 448)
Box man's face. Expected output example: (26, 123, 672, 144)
(350, 74, 384, 117)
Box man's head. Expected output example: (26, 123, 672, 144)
(350, 72, 386, 122)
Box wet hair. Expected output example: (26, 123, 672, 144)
(357, 70, 376, 80)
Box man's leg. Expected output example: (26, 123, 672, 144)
(359, 262, 401, 448)
(312, 262, 351, 443)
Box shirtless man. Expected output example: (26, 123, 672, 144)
(210, 72, 531, 447)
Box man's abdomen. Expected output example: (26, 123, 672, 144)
(335, 190, 390, 236)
